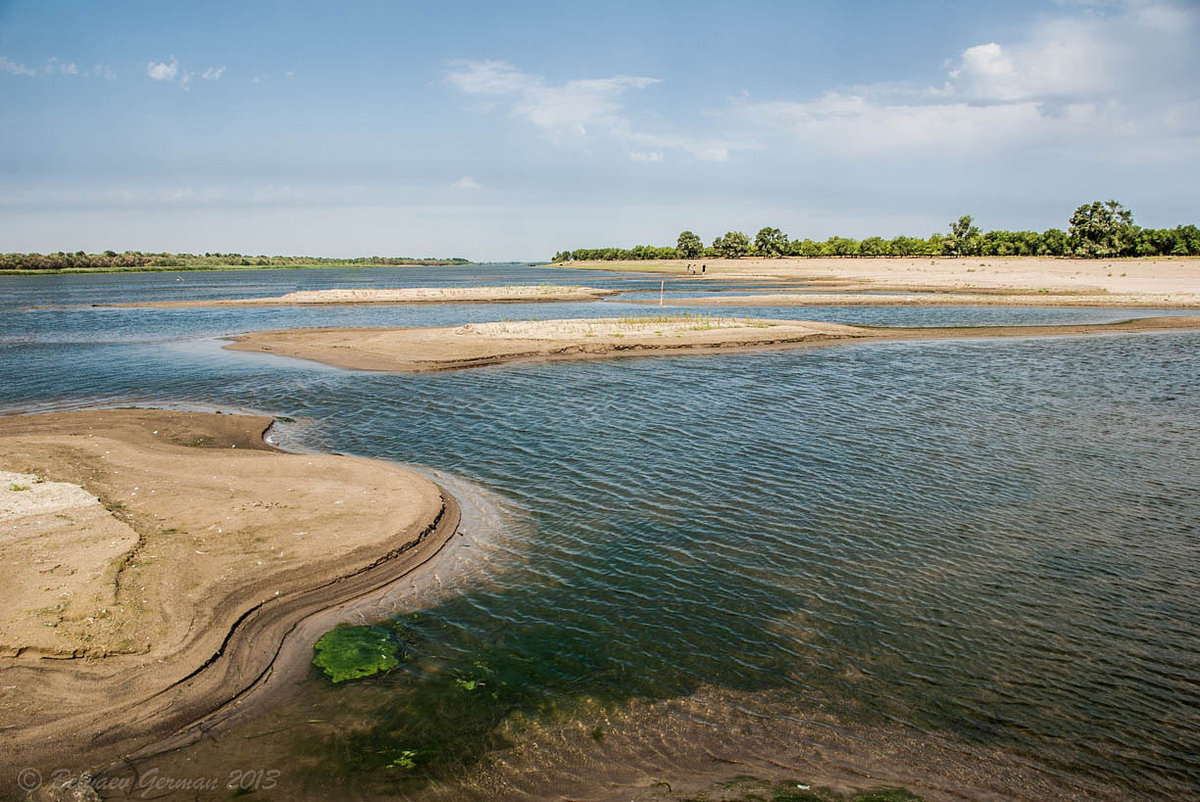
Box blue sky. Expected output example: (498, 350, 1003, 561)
(1, 0, 1197, 260)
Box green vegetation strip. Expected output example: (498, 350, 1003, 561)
(554, 200, 1200, 262)
(0, 251, 471, 272)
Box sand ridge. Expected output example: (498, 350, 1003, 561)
(225, 314, 1200, 373)
(105, 285, 618, 308)
(0, 409, 459, 778)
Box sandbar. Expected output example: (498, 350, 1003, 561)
(562, 257, 1200, 307)
(225, 314, 1200, 373)
(106, 285, 617, 308)
(638, 290, 1199, 308)
(0, 409, 458, 778)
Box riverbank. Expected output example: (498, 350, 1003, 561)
(557, 257, 1200, 307)
(225, 315, 1200, 373)
(0, 409, 458, 784)
(0, 264, 473, 276)
(107, 285, 617, 308)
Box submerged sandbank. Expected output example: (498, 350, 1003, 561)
(0, 409, 458, 777)
(225, 315, 1200, 373)
(106, 285, 618, 308)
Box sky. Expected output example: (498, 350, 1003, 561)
(0, 0, 1197, 261)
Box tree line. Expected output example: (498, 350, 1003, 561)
(0, 251, 472, 271)
(553, 201, 1200, 262)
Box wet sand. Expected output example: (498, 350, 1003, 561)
(0, 409, 458, 781)
(107, 285, 617, 308)
(225, 315, 1200, 373)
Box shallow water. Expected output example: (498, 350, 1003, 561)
(2, 267, 1198, 800)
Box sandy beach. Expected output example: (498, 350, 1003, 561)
(564, 257, 1200, 307)
(106, 285, 617, 308)
(225, 314, 1200, 373)
(0, 409, 458, 779)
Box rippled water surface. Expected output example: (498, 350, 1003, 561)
(2, 267, 1198, 800)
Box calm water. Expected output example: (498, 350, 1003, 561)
(2, 267, 1198, 800)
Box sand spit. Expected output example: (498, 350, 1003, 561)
(562, 257, 1200, 307)
(106, 285, 618, 308)
(225, 314, 1200, 373)
(0, 409, 458, 779)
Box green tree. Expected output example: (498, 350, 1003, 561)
(889, 235, 920, 257)
(1176, 224, 1200, 255)
(753, 226, 789, 257)
(946, 215, 981, 256)
(1068, 200, 1137, 257)
(797, 239, 825, 258)
(859, 236, 889, 257)
(825, 236, 860, 257)
(713, 230, 750, 258)
(1040, 228, 1068, 256)
(676, 230, 703, 259)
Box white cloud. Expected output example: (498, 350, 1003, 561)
(147, 58, 178, 82)
(446, 59, 532, 96)
(625, 131, 731, 162)
(1, 55, 37, 76)
(3, 55, 112, 79)
(451, 176, 483, 190)
(447, 60, 658, 144)
(726, 0, 1199, 161)
(43, 57, 79, 76)
(147, 58, 225, 90)
(514, 75, 658, 142)
(628, 151, 663, 163)
(739, 93, 1047, 157)
(446, 59, 737, 161)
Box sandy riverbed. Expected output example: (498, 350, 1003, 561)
(0, 409, 457, 779)
(107, 285, 617, 308)
(563, 257, 1200, 307)
(225, 314, 1200, 373)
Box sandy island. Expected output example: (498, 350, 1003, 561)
(224, 314, 1200, 373)
(0, 409, 458, 781)
(106, 285, 617, 308)
(564, 257, 1200, 308)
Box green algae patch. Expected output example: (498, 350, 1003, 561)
(313, 625, 403, 683)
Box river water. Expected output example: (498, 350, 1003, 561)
(1, 266, 1198, 801)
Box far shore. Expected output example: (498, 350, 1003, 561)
(104, 285, 617, 308)
(225, 314, 1200, 373)
(0, 409, 459, 781)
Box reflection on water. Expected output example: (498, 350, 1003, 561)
(1, 268, 1198, 800)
